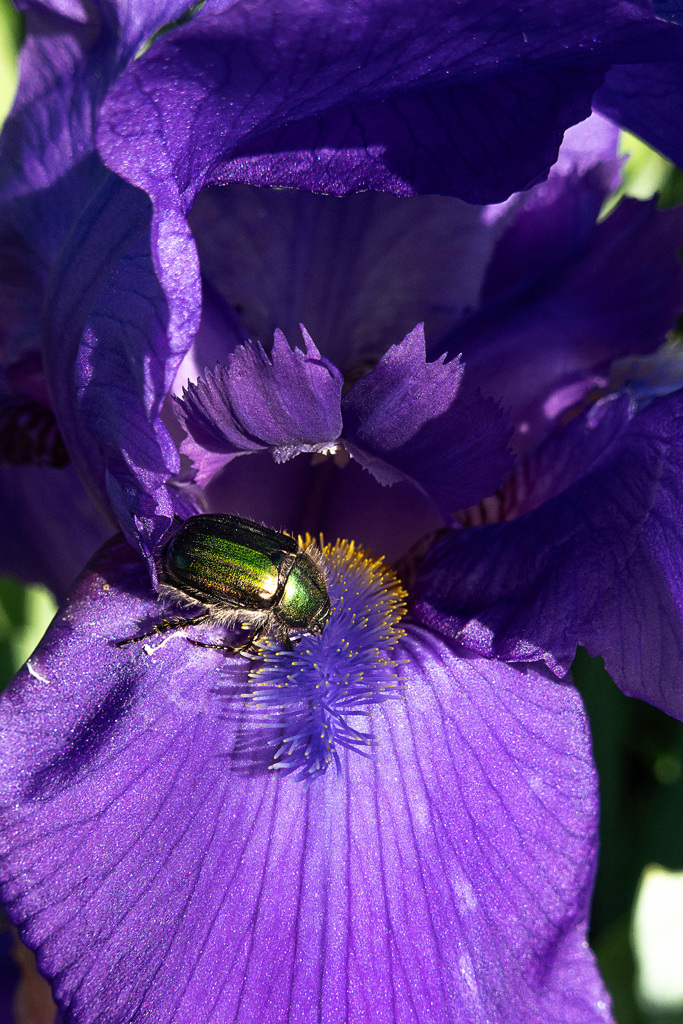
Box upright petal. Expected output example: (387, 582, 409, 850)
(477, 116, 621, 306)
(44, 177, 201, 568)
(176, 328, 344, 487)
(0, 0, 208, 570)
(595, 58, 683, 171)
(99, 0, 645, 206)
(0, 0, 203, 341)
(341, 324, 513, 518)
(95, 0, 683, 385)
(188, 185, 509, 373)
(444, 197, 683, 451)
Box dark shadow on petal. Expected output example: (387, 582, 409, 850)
(23, 672, 141, 802)
(209, 679, 277, 776)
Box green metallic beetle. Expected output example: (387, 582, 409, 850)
(116, 513, 331, 652)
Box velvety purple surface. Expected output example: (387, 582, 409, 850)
(0, 539, 610, 1024)
(340, 325, 513, 516)
(0, 0, 205, 570)
(0, 464, 113, 601)
(177, 328, 344, 486)
(186, 185, 509, 373)
(1, 6, 683, 1018)
(97, 0, 682, 212)
(178, 323, 514, 522)
(444, 197, 683, 453)
(1, 0, 682, 585)
(413, 390, 683, 721)
(595, 59, 683, 168)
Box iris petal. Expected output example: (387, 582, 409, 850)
(0, 539, 609, 1023)
(341, 324, 513, 517)
(413, 389, 683, 721)
(595, 57, 683, 170)
(445, 196, 683, 452)
(188, 185, 507, 372)
(176, 328, 343, 487)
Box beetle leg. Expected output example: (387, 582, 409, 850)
(186, 622, 268, 656)
(185, 637, 239, 653)
(114, 612, 213, 647)
(237, 625, 267, 654)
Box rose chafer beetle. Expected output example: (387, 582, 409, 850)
(116, 513, 331, 652)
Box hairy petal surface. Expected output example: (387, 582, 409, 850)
(413, 390, 683, 720)
(341, 325, 513, 517)
(0, 540, 609, 1024)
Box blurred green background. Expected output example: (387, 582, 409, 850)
(0, 0, 58, 690)
(1, 2, 683, 1022)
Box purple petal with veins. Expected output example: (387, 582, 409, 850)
(445, 196, 683, 452)
(176, 328, 344, 488)
(413, 389, 683, 721)
(0, 537, 611, 1024)
(595, 56, 683, 170)
(341, 324, 513, 518)
(176, 324, 513, 523)
(187, 185, 509, 373)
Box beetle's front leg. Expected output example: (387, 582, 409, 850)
(187, 624, 267, 656)
(114, 612, 213, 647)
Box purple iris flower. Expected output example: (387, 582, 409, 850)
(2, 118, 683, 1020)
(1, 3, 683, 1023)
(2, 0, 683, 584)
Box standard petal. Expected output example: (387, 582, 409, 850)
(0, 0, 202, 344)
(188, 185, 509, 373)
(97, 0, 680, 208)
(0, 538, 609, 1023)
(42, 175, 202, 568)
(94, 0, 683, 385)
(211, 66, 602, 203)
(444, 197, 683, 452)
(475, 118, 621, 310)
(413, 390, 683, 721)
(341, 324, 512, 518)
(0, 2, 207, 568)
(176, 329, 344, 487)
(15, 0, 196, 40)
